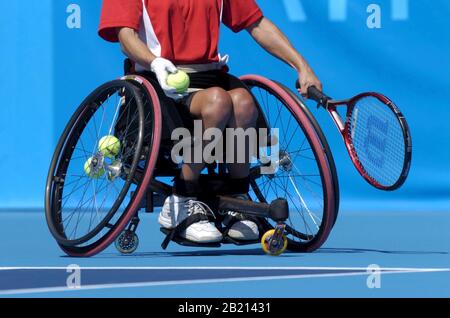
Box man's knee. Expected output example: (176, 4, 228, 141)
(200, 87, 233, 122)
(230, 88, 258, 126)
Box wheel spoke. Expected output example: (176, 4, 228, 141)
(246, 80, 333, 249)
(49, 83, 149, 247)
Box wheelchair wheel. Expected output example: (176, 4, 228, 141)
(115, 230, 139, 255)
(261, 229, 288, 256)
(273, 80, 340, 226)
(241, 75, 339, 253)
(45, 76, 161, 257)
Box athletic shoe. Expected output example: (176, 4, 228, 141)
(159, 195, 222, 243)
(223, 194, 259, 241)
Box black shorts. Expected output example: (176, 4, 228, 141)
(135, 70, 250, 140)
(177, 70, 249, 108)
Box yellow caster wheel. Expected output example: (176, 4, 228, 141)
(261, 229, 288, 256)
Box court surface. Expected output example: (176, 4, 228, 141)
(1, 205, 449, 298)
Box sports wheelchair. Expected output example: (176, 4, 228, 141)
(45, 63, 340, 257)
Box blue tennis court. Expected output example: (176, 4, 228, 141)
(1, 204, 449, 297)
(1, 1, 449, 298)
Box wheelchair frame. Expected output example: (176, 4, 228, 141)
(45, 72, 339, 257)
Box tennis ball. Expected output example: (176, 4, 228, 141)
(84, 157, 105, 179)
(167, 71, 190, 93)
(98, 135, 121, 158)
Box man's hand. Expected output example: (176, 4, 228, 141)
(117, 28, 187, 100)
(297, 66, 322, 98)
(151, 57, 186, 100)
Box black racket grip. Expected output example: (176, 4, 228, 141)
(295, 80, 331, 106)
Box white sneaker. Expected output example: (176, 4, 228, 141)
(223, 194, 260, 241)
(159, 195, 223, 243)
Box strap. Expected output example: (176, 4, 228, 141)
(221, 213, 259, 238)
(221, 218, 239, 237)
(161, 213, 210, 249)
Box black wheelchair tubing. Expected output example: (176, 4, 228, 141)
(45, 80, 146, 247)
(242, 78, 336, 251)
(273, 80, 340, 225)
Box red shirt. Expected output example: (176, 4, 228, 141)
(99, 0, 263, 67)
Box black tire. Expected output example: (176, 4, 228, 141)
(241, 75, 339, 252)
(115, 231, 139, 254)
(45, 79, 151, 250)
(273, 80, 340, 225)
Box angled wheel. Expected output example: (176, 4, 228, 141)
(241, 75, 339, 253)
(115, 231, 139, 254)
(261, 229, 288, 256)
(45, 76, 161, 257)
(272, 80, 340, 226)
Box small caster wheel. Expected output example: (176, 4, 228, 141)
(261, 229, 287, 256)
(115, 231, 139, 254)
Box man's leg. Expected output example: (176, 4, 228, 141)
(159, 87, 234, 243)
(226, 88, 259, 178)
(221, 88, 260, 241)
(179, 87, 233, 183)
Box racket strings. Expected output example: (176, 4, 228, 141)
(347, 96, 406, 187)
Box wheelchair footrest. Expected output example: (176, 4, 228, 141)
(221, 236, 260, 246)
(160, 228, 221, 248)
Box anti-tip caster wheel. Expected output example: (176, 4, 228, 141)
(261, 229, 287, 256)
(115, 231, 139, 255)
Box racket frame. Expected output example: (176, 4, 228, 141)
(324, 92, 412, 191)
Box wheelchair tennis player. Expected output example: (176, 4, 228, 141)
(98, 0, 322, 244)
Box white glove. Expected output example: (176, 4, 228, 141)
(150, 57, 186, 100)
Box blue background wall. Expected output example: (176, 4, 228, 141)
(1, 0, 449, 209)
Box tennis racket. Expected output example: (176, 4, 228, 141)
(296, 82, 412, 191)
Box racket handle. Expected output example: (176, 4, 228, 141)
(295, 81, 331, 106)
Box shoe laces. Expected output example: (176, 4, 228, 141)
(185, 200, 216, 223)
(224, 194, 249, 219)
(225, 211, 248, 223)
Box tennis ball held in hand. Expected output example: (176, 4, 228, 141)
(167, 71, 190, 93)
(98, 135, 121, 158)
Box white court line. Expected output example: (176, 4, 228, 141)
(0, 269, 447, 296)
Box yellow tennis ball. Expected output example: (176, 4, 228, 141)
(167, 71, 190, 93)
(98, 135, 121, 158)
(84, 157, 105, 179)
